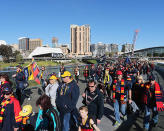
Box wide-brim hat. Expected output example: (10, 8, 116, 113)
(19, 105, 32, 117)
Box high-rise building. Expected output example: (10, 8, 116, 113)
(18, 37, 29, 51)
(29, 38, 42, 51)
(111, 44, 118, 53)
(52, 37, 58, 48)
(121, 43, 133, 53)
(70, 24, 91, 56)
(90, 43, 118, 57)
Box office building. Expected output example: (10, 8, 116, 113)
(29, 38, 42, 51)
(18, 37, 29, 51)
(91, 43, 118, 57)
(70, 24, 91, 56)
(122, 43, 133, 53)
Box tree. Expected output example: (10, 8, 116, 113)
(13, 50, 23, 62)
(0, 45, 13, 62)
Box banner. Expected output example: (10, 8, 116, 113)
(31, 62, 40, 84)
(25, 61, 40, 84)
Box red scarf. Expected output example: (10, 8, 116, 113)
(144, 81, 164, 111)
(83, 69, 89, 77)
(112, 79, 125, 101)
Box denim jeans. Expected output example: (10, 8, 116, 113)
(144, 105, 158, 130)
(62, 113, 71, 131)
(114, 99, 127, 123)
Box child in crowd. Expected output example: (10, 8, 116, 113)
(78, 106, 100, 131)
(19, 105, 36, 131)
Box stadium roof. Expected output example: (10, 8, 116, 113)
(28, 47, 63, 58)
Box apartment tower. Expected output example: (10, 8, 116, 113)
(70, 24, 91, 56)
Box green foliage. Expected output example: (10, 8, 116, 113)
(0, 45, 13, 62)
(87, 60, 97, 64)
(13, 50, 23, 62)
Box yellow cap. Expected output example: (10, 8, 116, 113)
(49, 75, 58, 80)
(19, 105, 32, 117)
(61, 71, 71, 77)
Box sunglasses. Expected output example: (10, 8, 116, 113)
(89, 85, 95, 88)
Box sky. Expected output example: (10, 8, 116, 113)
(0, 0, 164, 51)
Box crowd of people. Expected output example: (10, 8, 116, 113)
(0, 59, 163, 131)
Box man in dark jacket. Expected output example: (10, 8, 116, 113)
(12, 65, 26, 104)
(56, 71, 80, 131)
(82, 79, 104, 124)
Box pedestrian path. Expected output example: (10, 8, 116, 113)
(21, 71, 164, 131)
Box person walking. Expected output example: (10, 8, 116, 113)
(40, 66, 48, 92)
(0, 85, 22, 131)
(45, 75, 59, 107)
(78, 106, 100, 131)
(83, 66, 89, 82)
(0, 74, 12, 102)
(74, 66, 80, 83)
(12, 65, 26, 104)
(82, 79, 104, 125)
(112, 70, 132, 129)
(143, 75, 164, 131)
(56, 71, 80, 131)
(35, 94, 61, 131)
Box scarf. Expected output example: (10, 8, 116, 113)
(112, 79, 125, 101)
(0, 98, 12, 123)
(144, 82, 164, 111)
(22, 116, 29, 124)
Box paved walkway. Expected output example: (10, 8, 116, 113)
(22, 71, 164, 131)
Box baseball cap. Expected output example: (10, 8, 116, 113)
(49, 75, 58, 80)
(116, 70, 123, 75)
(61, 71, 71, 77)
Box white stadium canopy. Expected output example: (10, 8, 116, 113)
(28, 47, 63, 58)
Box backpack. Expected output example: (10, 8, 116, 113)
(46, 108, 62, 131)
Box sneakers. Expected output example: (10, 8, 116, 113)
(123, 115, 127, 121)
(113, 121, 121, 129)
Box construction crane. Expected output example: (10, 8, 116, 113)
(132, 29, 139, 56)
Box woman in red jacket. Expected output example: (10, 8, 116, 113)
(0, 74, 12, 102)
(0, 85, 22, 131)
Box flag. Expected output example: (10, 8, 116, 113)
(31, 62, 40, 84)
(25, 61, 40, 84)
(27, 63, 34, 80)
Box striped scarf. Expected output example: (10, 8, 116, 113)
(0, 98, 12, 123)
(144, 82, 164, 111)
(112, 79, 125, 101)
